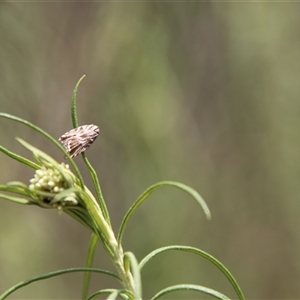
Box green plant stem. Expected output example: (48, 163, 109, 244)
(70, 76, 110, 225)
(111, 245, 136, 297)
(82, 153, 110, 225)
(77, 189, 136, 296)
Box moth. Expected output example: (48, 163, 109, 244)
(58, 124, 100, 158)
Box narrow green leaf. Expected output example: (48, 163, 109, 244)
(6, 181, 28, 188)
(87, 289, 133, 300)
(82, 233, 98, 300)
(70, 76, 110, 224)
(71, 75, 85, 128)
(63, 207, 95, 231)
(0, 113, 85, 189)
(16, 138, 83, 194)
(0, 145, 39, 169)
(117, 181, 211, 245)
(17, 138, 61, 168)
(150, 284, 231, 300)
(0, 183, 31, 197)
(139, 245, 245, 300)
(70, 77, 111, 225)
(0, 184, 48, 205)
(0, 193, 31, 205)
(82, 152, 111, 225)
(106, 290, 124, 300)
(87, 289, 116, 300)
(124, 252, 142, 299)
(72, 189, 115, 257)
(0, 268, 120, 300)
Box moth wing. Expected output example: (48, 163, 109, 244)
(58, 124, 100, 158)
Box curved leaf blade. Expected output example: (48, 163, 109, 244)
(87, 289, 117, 300)
(150, 284, 231, 300)
(117, 181, 211, 244)
(0, 112, 85, 189)
(106, 290, 127, 300)
(0, 183, 32, 197)
(0, 193, 31, 205)
(87, 289, 133, 300)
(71, 75, 85, 128)
(69, 76, 111, 224)
(139, 245, 245, 300)
(0, 145, 39, 169)
(124, 252, 142, 299)
(0, 268, 120, 300)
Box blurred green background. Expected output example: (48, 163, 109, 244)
(1, 2, 300, 299)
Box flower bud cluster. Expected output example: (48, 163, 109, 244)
(29, 163, 70, 194)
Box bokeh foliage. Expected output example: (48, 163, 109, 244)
(1, 2, 300, 299)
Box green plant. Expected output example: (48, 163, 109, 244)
(0, 76, 245, 300)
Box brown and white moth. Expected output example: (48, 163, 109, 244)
(58, 124, 99, 158)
